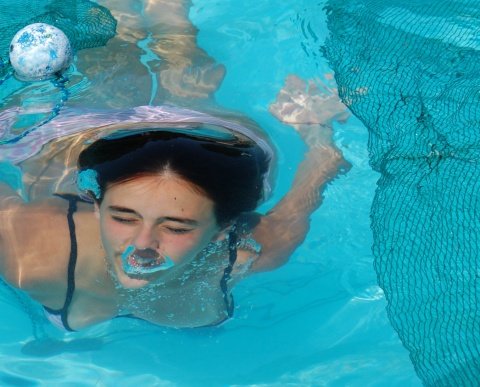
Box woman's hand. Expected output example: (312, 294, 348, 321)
(269, 74, 349, 125)
(269, 74, 349, 150)
(270, 74, 351, 176)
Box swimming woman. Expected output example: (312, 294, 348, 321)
(0, 75, 348, 331)
(0, 0, 352, 330)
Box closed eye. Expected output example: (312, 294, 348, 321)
(111, 216, 138, 224)
(165, 226, 193, 234)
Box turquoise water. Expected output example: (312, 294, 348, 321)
(0, 0, 423, 385)
(324, 1, 480, 384)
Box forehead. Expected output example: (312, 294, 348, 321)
(102, 175, 216, 220)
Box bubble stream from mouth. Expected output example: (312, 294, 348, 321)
(121, 245, 175, 275)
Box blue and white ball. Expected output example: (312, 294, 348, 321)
(9, 23, 73, 81)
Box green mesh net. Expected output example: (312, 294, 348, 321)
(323, 0, 480, 384)
(0, 0, 117, 77)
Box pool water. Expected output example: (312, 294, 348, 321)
(0, 0, 422, 385)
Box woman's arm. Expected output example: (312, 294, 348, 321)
(249, 75, 350, 272)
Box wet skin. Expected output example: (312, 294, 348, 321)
(97, 173, 226, 289)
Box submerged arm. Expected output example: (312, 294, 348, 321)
(249, 75, 350, 272)
(250, 129, 346, 272)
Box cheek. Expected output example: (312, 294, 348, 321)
(163, 232, 212, 259)
(163, 234, 200, 254)
(101, 217, 130, 245)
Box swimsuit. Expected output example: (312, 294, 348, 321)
(43, 194, 237, 331)
(43, 194, 81, 331)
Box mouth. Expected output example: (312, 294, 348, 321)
(121, 245, 175, 275)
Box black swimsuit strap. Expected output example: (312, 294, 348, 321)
(45, 193, 80, 332)
(220, 225, 238, 317)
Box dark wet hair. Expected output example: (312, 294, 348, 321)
(78, 130, 270, 226)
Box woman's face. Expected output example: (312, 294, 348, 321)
(97, 173, 222, 289)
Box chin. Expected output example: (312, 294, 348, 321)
(115, 269, 151, 289)
(107, 255, 151, 289)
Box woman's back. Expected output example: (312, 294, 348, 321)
(0, 196, 72, 305)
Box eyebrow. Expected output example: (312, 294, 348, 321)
(107, 206, 199, 225)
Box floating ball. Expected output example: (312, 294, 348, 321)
(9, 23, 73, 81)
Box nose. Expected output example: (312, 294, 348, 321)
(132, 224, 159, 250)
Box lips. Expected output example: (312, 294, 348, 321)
(129, 253, 165, 269)
(121, 245, 175, 275)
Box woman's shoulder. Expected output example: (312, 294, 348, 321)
(230, 213, 263, 279)
(0, 194, 74, 225)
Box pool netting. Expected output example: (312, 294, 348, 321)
(323, 0, 480, 385)
(0, 0, 117, 78)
